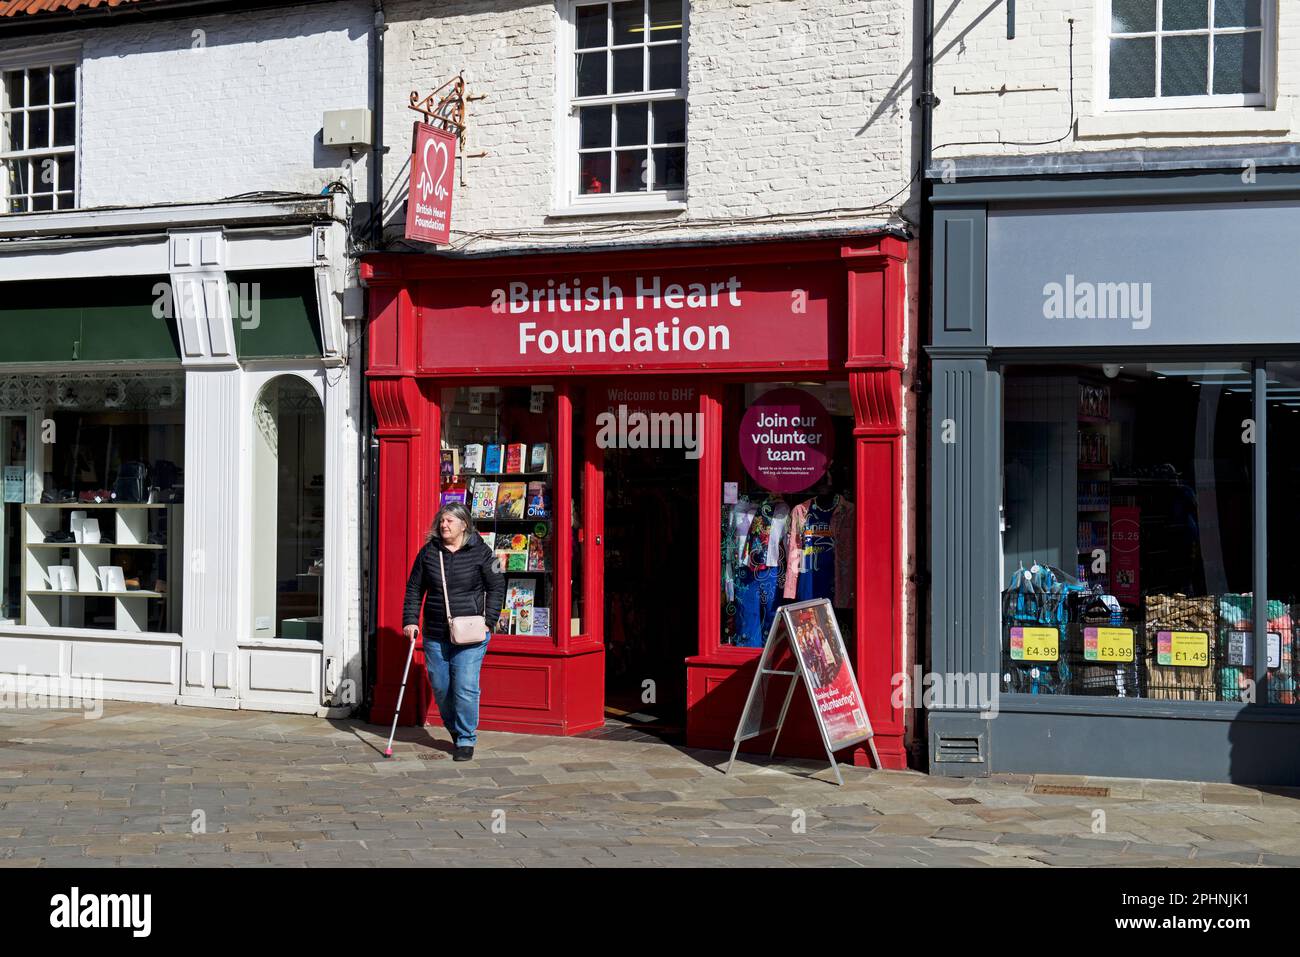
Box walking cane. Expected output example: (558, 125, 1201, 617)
(383, 629, 420, 758)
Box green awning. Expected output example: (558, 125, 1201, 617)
(0, 275, 181, 363)
(229, 270, 324, 359)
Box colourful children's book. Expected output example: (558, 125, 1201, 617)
(484, 444, 503, 474)
(525, 481, 551, 519)
(479, 531, 495, 548)
(530, 607, 550, 636)
(462, 444, 484, 474)
(496, 482, 526, 519)
(493, 533, 513, 551)
(505, 551, 528, 571)
(528, 443, 550, 473)
(527, 533, 548, 572)
(470, 481, 499, 519)
(505, 578, 536, 634)
(505, 443, 526, 473)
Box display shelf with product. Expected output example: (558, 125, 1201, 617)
(21, 502, 183, 633)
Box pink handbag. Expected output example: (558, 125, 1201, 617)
(439, 549, 488, 646)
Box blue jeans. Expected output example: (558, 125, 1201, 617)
(734, 565, 779, 648)
(423, 635, 491, 747)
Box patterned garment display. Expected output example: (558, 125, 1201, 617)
(783, 495, 854, 606)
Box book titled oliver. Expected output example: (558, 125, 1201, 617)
(470, 481, 499, 519)
(496, 482, 526, 520)
(525, 481, 551, 519)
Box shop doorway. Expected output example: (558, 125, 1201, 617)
(602, 443, 698, 739)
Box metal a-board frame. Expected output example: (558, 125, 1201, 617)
(724, 597, 880, 786)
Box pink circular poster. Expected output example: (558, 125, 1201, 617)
(739, 388, 833, 493)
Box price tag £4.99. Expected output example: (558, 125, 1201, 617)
(1010, 626, 1059, 662)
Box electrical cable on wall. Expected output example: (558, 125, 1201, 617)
(930, 17, 1076, 155)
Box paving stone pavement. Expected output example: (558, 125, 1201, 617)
(0, 701, 1298, 867)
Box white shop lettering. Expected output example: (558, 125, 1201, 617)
(518, 317, 731, 356)
(493, 274, 743, 314)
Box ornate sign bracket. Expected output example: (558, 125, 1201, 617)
(409, 74, 467, 145)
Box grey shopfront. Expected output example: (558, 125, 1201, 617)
(927, 166, 1300, 786)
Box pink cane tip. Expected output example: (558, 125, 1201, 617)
(383, 748, 392, 757)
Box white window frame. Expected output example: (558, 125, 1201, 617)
(1096, 0, 1274, 112)
(0, 41, 81, 215)
(553, 0, 688, 215)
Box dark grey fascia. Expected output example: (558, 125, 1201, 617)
(930, 164, 1300, 205)
(926, 142, 1300, 181)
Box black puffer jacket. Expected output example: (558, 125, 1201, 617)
(402, 534, 507, 641)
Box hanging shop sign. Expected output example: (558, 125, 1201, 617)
(405, 122, 457, 246)
(725, 598, 878, 785)
(417, 262, 844, 374)
(738, 387, 833, 493)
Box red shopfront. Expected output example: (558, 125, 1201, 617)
(362, 234, 910, 769)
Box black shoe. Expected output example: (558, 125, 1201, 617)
(453, 746, 475, 762)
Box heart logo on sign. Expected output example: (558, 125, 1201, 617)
(418, 137, 450, 202)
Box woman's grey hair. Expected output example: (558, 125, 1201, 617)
(427, 501, 477, 546)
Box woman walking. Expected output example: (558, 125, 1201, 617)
(402, 502, 506, 761)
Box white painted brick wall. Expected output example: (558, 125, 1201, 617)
(0, 1, 373, 208)
(931, 1, 1300, 161)
(382, 0, 918, 250)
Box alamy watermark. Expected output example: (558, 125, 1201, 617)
(0, 668, 104, 718)
(595, 401, 703, 459)
(1042, 274, 1152, 330)
(152, 280, 262, 330)
(891, 667, 1000, 718)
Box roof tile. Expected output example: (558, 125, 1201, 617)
(0, 0, 154, 18)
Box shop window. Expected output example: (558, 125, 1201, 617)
(1264, 362, 1300, 705)
(251, 376, 325, 641)
(1000, 363, 1253, 701)
(1102, 0, 1269, 110)
(0, 372, 184, 634)
(560, 0, 687, 210)
(1, 54, 78, 213)
(440, 386, 556, 638)
(720, 381, 856, 649)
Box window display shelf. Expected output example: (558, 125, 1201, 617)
(22, 502, 182, 634)
(30, 589, 166, 598)
(26, 502, 171, 509)
(27, 542, 166, 550)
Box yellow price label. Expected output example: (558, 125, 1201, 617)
(1011, 626, 1059, 662)
(1084, 627, 1134, 663)
(1157, 630, 1209, 667)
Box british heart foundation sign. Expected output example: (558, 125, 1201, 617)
(405, 123, 456, 245)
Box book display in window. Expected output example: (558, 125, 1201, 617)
(441, 384, 557, 638)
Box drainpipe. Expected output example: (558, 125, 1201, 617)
(359, 0, 386, 717)
(914, 0, 937, 768)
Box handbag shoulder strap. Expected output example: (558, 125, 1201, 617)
(438, 548, 453, 623)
